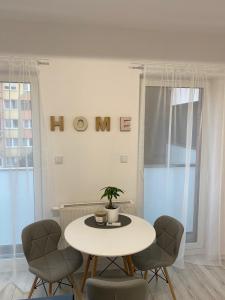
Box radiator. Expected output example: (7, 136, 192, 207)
(59, 200, 136, 232)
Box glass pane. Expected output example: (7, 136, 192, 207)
(144, 86, 202, 243)
(0, 82, 34, 258)
(144, 86, 171, 166)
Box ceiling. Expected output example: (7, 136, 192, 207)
(0, 0, 225, 34)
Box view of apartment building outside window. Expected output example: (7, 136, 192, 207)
(0, 82, 32, 168)
(0, 60, 41, 259)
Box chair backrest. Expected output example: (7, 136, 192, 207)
(154, 215, 184, 259)
(22, 219, 61, 263)
(86, 278, 149, 300)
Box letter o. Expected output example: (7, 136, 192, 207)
(73, 116, 88, 131)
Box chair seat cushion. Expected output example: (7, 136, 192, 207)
(132, 243, 174, 270)
(29, 246, 83, 282)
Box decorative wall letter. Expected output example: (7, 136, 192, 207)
(73, 116, 88, 131)
(120, 117, 131, 131)
(50, 116, 64, 131)
(95, 117, 111, 131)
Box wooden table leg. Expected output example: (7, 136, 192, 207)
(92, 256, 98, 277)
(126, 256, 134, 276)
(48, 282, 52, 296)
(81, 255, 92, 292)
(144, 270, 148, 280)
(122, 256, 129, 275)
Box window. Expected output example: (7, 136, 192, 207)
(4, 119, 18, 129)
(6, 138, 19, 148)
(23, 83, 31, 92)
(11, 84, 17, 90)
(22, 138, 32, 147)
(23, 120, 32, 129)
(21, 100, 31, 111)
(4, 100, 10, 109)
(144, 87, 202, 166)
(3, 83, 17, 91)
(171, 88, 200, 105)
(0, 78, 40, 260)
(4, 99, 18, 110)
(6, 156, 18, 167)
(19, 153, 33, 167)
(3, 83, 10, 90)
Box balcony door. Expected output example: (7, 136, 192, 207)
(0, 79, 41, 258)
(144, 86, 202, 244)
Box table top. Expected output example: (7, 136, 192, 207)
(64, 213, 156, 257)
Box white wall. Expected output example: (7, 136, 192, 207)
(38, 58, 140, 216)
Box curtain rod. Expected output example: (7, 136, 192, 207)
(0, 56, 50, 66)
(129, 61, 225, 71)
(37, 59, 50, 66)
(129, 62, 225, 77)
(129, 64, 144, 70)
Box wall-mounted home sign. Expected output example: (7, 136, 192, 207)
(50, 116, 64, 131)
(50, 116, 132, 132)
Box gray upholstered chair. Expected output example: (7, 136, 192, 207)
(86, 278, 149, 300)
(22, 219, 83, 299)
(132, 215, 184, 300)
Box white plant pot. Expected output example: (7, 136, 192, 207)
(105, 206, 120, 223)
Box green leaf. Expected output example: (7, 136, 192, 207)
(100, 186, 124, 204)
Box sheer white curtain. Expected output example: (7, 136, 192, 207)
(0, 58, 42, 289)
(138, 63, 225, 267)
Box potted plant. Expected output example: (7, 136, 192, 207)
(100, 186, 124, 223)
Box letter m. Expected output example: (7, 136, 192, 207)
(95, 117, 111, 131)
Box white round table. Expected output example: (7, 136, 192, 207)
(65, 213, 156, 291)
(65, 213, 155, 257)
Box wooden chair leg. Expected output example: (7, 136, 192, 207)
(161, 267, 167, 280)
(91, 256, 98, 277)
(130, 256, 136, 273)
(163, 267, 176, 300)
(48, 282, 53, 296)
(28, 276, 38, 298)
(122, 256, 129, 275)
(81, 255, 92, 292)
(68, 274, 82, 300)
(144, 270, 148, 280)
